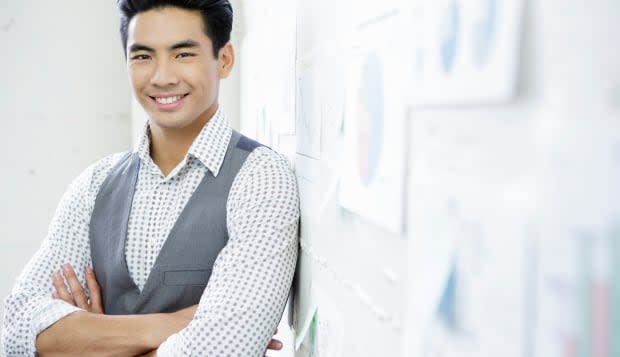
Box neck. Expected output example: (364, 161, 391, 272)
(149, 106, 218, 177)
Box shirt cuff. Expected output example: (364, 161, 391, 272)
(31, 298, 84, 337)
(156, 332, 186, 357)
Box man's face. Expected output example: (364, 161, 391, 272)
(126, 7, 232, 130)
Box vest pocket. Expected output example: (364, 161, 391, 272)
(163, 268, 211, 286)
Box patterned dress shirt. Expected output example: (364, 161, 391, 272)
(1, 107, 299, 356)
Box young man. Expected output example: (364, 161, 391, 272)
(1, 1, 299, 356)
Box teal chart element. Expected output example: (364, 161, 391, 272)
(356, 52, 384, 186)
(473, 0, 498, 67)
(308, 311, 319, 356)
(440, 0, 460, 73)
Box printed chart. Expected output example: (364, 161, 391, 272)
(339, 15, 407, 235)
(410, 0, 523, 104)
(537, 226, 620, 357)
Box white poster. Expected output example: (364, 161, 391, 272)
(339, 14, 407, 235)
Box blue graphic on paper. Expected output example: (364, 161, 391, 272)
(473, 0, 498, 66)
(440, 0, 460, 73)
(437, 261, 457, 328)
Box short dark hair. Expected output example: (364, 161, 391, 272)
(117, 0, 233, 58)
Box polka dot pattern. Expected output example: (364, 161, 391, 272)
(159, 146, 299, 357)
(2, 108, 300, 357)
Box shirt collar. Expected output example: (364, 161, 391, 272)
(134, 107, 232, 177)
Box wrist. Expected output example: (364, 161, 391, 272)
(137, 313, 174, 349)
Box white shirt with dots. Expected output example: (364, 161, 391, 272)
(1, 108, 299, 357)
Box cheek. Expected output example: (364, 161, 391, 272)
(128, 66, 150, 94)
(186, 63, 218, 91)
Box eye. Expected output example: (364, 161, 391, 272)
(176, 52, 196, 59)
(130, 54, 151, 61)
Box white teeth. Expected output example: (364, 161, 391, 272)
(155, 95, 182, 105)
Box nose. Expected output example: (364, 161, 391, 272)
(150, 60, 179, 87)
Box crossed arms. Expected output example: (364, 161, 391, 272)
(2, 151, 300, 356)
(36, 265, 282, 357)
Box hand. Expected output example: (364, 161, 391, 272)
(264, 328, 283, 356)
(52, 263, 104, 314)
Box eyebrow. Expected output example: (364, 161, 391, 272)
(169, 40, 200, 51)
(128, 40, 200, 54)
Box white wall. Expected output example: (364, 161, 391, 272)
(239, 0, 620, 356)
(0, 2, 131, 353)
(405, 0, 620, 355)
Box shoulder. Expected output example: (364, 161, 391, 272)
(69, 151, 131, 200)
(53, 151, 131, 218)
(85, 151, 131, 188)
(239, 147, 295, 184)
(229, 146, 299, 207)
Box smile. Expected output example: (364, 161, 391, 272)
(149, 93, 189, 110)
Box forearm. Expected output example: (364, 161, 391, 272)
(35, 310, 181, 357)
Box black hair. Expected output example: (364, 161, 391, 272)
(117, 0, 233, 58)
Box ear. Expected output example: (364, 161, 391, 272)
(218, 42, 235, 79)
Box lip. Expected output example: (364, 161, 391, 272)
(149, 93, 189, 111)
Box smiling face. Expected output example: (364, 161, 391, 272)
(126, 6, 234, 131)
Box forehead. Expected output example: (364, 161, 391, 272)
(127, 7, 211, 48)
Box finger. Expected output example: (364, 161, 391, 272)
(61, 264, 89, 309)
(52, 291, 58, 299)
(266, 338, 283, 351)
(52, 271, 73, 305)
(85, 267, 104, 313)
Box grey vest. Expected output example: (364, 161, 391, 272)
(89, 131, 262, 315)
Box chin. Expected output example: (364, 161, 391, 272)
(149, 115, 190, 129)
